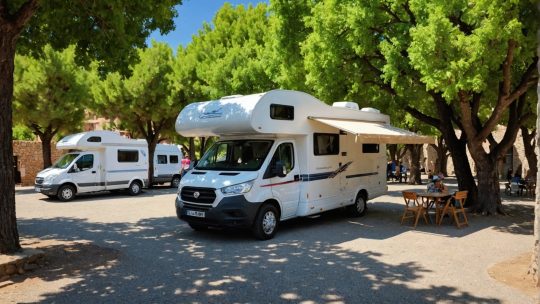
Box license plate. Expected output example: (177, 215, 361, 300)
(35, 187, 41, 193)
(186, 210, 205, 218)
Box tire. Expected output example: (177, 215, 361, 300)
(128, 181, 142, 196)
(57, 184, 76, 202)
(171, 176, 181, 188)
(188, 222, 208, 231)
(252, 204, 279, 240)
(348, 192, 368, 217)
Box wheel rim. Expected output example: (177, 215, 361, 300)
(356, 196, 365, 213)
(262, 211, 276, 235)
(62, 188, 73, 200)
(132, 183, 140, 193)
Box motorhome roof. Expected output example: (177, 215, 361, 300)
(57, 130, 146, 150)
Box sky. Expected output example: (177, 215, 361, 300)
(148, 0, 268, 51)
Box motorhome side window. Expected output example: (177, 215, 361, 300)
(74, 154, 93, 171)
(270, 104, 294, 120)
(118, 150, 139, 163)
(170, 155, 179, 163)
(87, 136, 101, 142)
(314, 133, 339, 155)
(157, 155, 167, 164)
(362, 144, 379, 153)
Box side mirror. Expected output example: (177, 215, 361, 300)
(271, 161, 287, 178)
(70, 163, 78, 173)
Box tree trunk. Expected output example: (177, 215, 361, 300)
(200, 137, 206, 157)
(521, 126, 537, 178)
(407, 144, 422, 185)
(39, 133, 53, 169)
(0, 26, 21, 253)
(529, 16, 540, 287)
(147, 139, 158, 188)
(189, 137, 195, 160)
(473, 155, 502, 214)
(431, 138, 449, 176)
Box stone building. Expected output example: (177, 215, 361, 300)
(13, 141, 63, 186)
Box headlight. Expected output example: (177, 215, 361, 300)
(43, 174, 58, 184)
(221, 181, 254, 196)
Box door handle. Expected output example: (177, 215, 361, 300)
(92, 171, 96, 174)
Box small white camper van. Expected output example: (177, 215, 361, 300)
(34, 131, 182, 201)
(174, 90, 433, 239)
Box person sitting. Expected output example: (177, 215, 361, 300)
(427, 175, 447, 193)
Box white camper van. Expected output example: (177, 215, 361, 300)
(174, 90, 433, 239)
(34, 131, 182, 201)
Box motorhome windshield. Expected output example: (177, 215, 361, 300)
(196, 140, 273, 171)
(52, 153, 80, 169)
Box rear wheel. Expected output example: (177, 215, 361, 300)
(171, 176, 181, 188)
(349, 192, 367, 217)
(57, 184, 76, 202)
(128, 181, 142, 196)
(252, 204, 279, 240)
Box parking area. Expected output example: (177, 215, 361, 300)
(2, 180, 537, 303)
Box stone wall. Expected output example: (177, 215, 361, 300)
(13, 141, 64, 186)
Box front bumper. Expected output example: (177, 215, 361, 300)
(176, 195, 262, 228)
(34, 183, 60, 196)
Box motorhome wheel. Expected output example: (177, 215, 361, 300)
(171, 176, 181, 188)
(253, 204, 279, 240)
(128, 181, 142, 196)
(349, 192, 367, 217)
(57, 184, 76, 202)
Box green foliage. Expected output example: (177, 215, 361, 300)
(175, 3, 276, 100)
(12, 124, 35, 140)
(12, 0, 182, 75)
(13, 45, 90, 138)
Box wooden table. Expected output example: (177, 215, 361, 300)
(416, 192, 451, 224)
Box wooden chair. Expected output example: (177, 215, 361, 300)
(401, 191, 428, 228)
(438, 191, 469, 228)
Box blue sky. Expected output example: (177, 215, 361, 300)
(148, 0, 268, 51)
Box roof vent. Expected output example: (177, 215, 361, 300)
(220, 94, 243, 100)
(332, 101, 359, 110)
(360, 107, 380, 113)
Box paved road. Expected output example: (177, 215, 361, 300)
(4, 181, 537, 303)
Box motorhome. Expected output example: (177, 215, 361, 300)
(174, 90, 433, 239)
(34, 130, 182, 201)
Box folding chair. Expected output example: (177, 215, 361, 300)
(401, 191, 428, 228)
(438, 190, 469, 228)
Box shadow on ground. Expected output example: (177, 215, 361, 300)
(12, 212, 508, 303)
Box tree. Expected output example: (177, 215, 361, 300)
(93, 42, 178, 186)
(297, 0, 538, 214)
(13, 45, 89, 168)
(0, 0, 181, 254)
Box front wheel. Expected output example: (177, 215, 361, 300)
(57, 184, 76, 202)
(171, 176, 181, 188)
(252, 204, 279, 240)
(348, 192, 367, 217)
(128, 181, 142, 196)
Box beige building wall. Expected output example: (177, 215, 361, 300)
(13, 141, 64, 186)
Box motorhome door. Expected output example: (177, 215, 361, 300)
(265, 141, 300, 219)
(70, 153, 102, 193)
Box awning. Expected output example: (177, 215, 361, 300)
(310, 117, 435, 144)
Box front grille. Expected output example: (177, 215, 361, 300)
(35, 177, 44, 185)
(181, 186, 216, 205)
(183, 202, 212, 211)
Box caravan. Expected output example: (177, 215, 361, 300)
(34, 130, 182, 201)
(174, 90, 433, 239)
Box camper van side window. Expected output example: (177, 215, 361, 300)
(157, 155, 167, 164)
(362, 144, 379, 153)
(87, 136, 101, 142)
(170, 155, 179, 163)
(270, 104, 294, 120)
(314, 133, 339, 155)
(118, 150, 139, 163)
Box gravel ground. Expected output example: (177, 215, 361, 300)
(2, 179, 538, 303)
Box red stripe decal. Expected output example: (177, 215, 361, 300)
(260, 180, 298, 187)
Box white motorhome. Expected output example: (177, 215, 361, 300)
(174, 90, 433, 239)
(34, 130, 182, 201)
